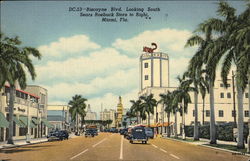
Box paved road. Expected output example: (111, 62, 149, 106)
(0, 133, 249, 161)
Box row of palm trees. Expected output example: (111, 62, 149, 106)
(128, 1, 249, 150)
(0, 33, 42, 144)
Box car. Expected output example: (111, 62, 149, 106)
(120, 128, 128, 135)
(129, 126, 148, 144)
(47, 130, 69, 141)
(58, 130, 69, 140)
(145, 127, 154, 139)
(85, 129, 96, 137)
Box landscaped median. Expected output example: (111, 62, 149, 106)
(161, 135, 250, 157)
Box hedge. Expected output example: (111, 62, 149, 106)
(184, 123, 249, 141)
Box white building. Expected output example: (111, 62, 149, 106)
(100, 109, 116, 128)
(85, 104, 97, 120)
(138, 49, 249, 134)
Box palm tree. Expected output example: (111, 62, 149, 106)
(0, 33, 41, 144)
(171, 90, 180, 138)
(159, 91, 174, 137)
(199, 1, 250, 148)
(68, 95, 87, 134)
(130, 99, 142, 124)
(140, 94, 157, 126)
(175, 75, 195, 140)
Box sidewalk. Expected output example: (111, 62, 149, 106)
(0, 133, 78, 149)
(162, 135, 249, 156)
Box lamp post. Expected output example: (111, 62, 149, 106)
(26, 98, 33, 143)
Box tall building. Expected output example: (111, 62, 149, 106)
(138, 45, 249, 134)
(116, 96, 124, 128)
(85, 104, 97, 120)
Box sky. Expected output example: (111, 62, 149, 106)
(0, 1, 246, 117)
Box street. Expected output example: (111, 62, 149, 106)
(0, 133, 249, 161)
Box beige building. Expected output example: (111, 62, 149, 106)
(47, 105, 71, 131)
(100, 109, 116, 128)
(85, 104, 97, 120)
(138, 49, 249, 134)
(0, 84, 51, 142)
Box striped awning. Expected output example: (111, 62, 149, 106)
(19, 116, 36, 128)
(13, 116, 26, 127)
(0, 112, 9, 128)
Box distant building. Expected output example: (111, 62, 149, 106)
(100, 109, 116, 128)
(47, 105, 71, 131)
(85, 104, 97, 120)
(116, 96, 124, 128)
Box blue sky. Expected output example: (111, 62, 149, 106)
(0, 1, 246, 114)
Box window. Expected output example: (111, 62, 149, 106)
(245, 111, 249, 117)
(193, 110, 195, 117)
(246, 93, 249, 98)
(232, 110, 236, 117)
(227, 84, 231, 87)
(206, 110, 210, 117)
(227, 93, 231, 98)
(145, 75, 148, 80)
(144, 63, 148, 68)
(219, 110, 224, 117)
(220, 83, 223, 87)
(220, 93, 224, 98)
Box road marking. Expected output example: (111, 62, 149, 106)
(70, 149, 88, 160)
(119, 136, 124, 160)
(92, 138, 107, 148)
(160, 148, 167, 153)
(170, 154, 180, 160)
(152, 144, 158, 148)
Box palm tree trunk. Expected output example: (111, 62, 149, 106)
(7, 86, 15, 144)
(174, 110, 177, 138)
(148, 112, 150, 126)
(202, 98, 205, 125)
(167, 112, 170, 137)
(247, 77, 250, 153)
(236, 84, 245, 149)
(194, 91, 199, 140)
(209, 80, 216, 144)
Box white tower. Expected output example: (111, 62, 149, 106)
(140, 51, 169, 90)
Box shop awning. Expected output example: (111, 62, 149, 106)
(0, 112, 9, 128)
(32, 118, 39, 125)
(42, 118, 53, 128)
(13, 116, 26, 127)
(19, 116, 36, 128)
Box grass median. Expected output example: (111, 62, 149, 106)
(204, 144, 247, 153)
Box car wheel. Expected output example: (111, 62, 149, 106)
(145, 141, 147, 144)
(130, 140, 133, 144)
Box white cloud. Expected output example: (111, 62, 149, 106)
(112, 28, 196, 58)
(38, 35, 101, 57)
(35, 48, 137, 84)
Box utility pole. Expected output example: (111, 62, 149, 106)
(232, 71, 236, 128)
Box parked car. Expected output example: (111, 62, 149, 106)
(58, 130, 69, 140)
(119, 128, 128, 135)
(47, 130, 69, 141)
(145, 127, 154, 139)
(129, 126, 148, 144)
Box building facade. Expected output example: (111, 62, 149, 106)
(0, 84, 51, 142)
(138, 49, 249, 134)
(47, 105, 71, 131)
(100, 109, 116, 128)
(85, 104, 97, 120)
(116, 96, 124, 128)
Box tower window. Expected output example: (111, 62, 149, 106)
(144, 63, 148, 68)
(145, 75, 148, 80)
(220, 93, 224, 98)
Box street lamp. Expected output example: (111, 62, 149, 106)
(26, 98, 34, 143)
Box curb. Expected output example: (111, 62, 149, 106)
(0, 139, 48, 150)
(162, 137, 250, 157)
(199, 144, 250, 157)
